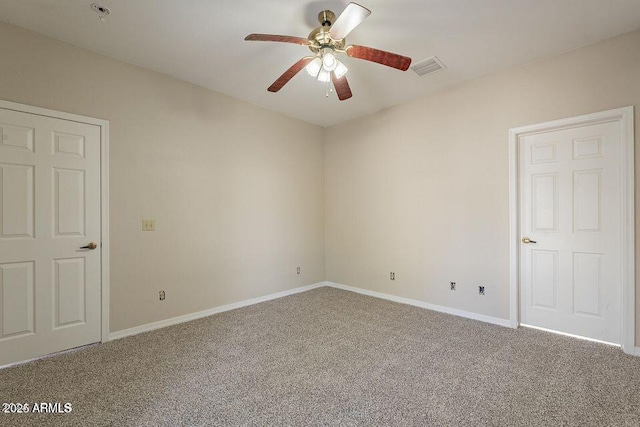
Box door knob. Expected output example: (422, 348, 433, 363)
(521, 237, 537, 244)
(80, 242, 98, 250)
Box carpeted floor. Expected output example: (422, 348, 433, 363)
(1, 287, 640, 426)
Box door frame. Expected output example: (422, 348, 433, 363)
(0, 99, 110, 344)
(508, 106, 635, 354)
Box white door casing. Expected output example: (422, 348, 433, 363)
(509, 107, 635, 354)
(0, 101, 109, 367)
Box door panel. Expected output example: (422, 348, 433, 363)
(520, 121, 621, 344)
(53, 132, 85, 158)
(54, 168, 86, 237)
(0, 108, 101, 366)
(531, 173, 558, 232)
(54, 257, 86, 328)
(0, 261, 35, 338)
(531, 250, 557, 310)
(1, 164, 34, 238)
(572, 252, 601, 317)
(573, 169, 601, 232)
(0, 123, 34, 152)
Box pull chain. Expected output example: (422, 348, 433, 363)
(325, 80, 333, 98)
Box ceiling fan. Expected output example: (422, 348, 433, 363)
(244, 2, 412, 101)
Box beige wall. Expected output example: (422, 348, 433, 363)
(1, 21, 638, 345)
(0, 23, 325, 333)
(325, 29, 640, 344)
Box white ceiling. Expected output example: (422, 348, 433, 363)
(1, 0, 639, 127)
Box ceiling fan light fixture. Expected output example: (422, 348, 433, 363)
(322, 50, 337, 71)
(334, 60, 348, 79)
(305, 57, 322, 77)
(317, 69, 331, 83)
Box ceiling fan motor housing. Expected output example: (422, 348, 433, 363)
(308, 11, 346, 55)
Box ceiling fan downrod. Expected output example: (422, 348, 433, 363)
(319, 10, 336, 27)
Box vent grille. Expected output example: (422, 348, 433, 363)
(411, 56, 446, 77)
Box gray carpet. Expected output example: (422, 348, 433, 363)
(1, 287, 640, 426)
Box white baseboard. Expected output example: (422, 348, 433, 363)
(116, 280, 637, 346)
(325, 282, 511, 328)
(65, 280, 640, 354)
(108, 282, 325, 341)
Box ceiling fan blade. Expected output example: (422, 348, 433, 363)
(331, 72, 352, 101)
(268, 57, 314, 93)
(245, 34, 310, 45)
(346, 45, 412, 71)
(329, 2, 371, 40)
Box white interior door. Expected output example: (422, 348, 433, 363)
(519, 120, 621, 344)
(0, 108, 101, 366)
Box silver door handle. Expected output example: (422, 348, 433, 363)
(521, 237, 537, 244)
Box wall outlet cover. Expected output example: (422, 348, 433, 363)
(142, 219, 156, 231)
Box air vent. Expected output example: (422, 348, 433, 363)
(411, 56, 446, 77)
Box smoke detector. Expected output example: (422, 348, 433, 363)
(91, 3, 111, 21)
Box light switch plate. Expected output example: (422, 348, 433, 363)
(142, 219, 155, 231)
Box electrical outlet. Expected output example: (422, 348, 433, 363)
(159, 290, 165, 300)
(142, 219, 155, 231)
(450, 281, 456, 291)
(390, 272, 395, 281)
(296, 266, 301, 275)
(479, 286, 485, 296)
